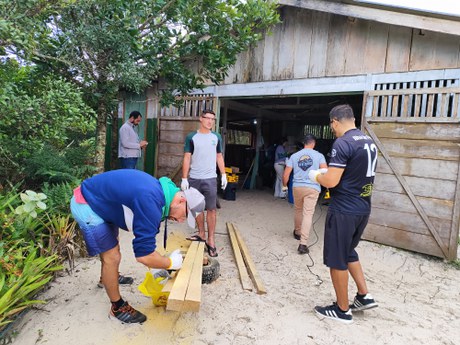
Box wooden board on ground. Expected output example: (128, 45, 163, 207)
(166, 241, 205, 311)
(226, 222, 253, 291)
(231, 223, 267, 295)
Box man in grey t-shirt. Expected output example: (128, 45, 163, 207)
(181, 109, 227, 257)
(283, 134, 327, 254)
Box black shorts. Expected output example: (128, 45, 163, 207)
(323, 209, 369, 270)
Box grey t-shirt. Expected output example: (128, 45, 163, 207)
(184, 131, 223, 179)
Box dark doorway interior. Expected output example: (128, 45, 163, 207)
(219, 93, 363, 188)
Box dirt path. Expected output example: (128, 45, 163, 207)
(10, 189, 460, 345)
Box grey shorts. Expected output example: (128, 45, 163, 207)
(188, 178, 217, 210)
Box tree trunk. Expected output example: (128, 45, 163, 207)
(94, 101, 108, 174)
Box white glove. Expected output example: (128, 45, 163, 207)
(319, 168, 328, 174)
(181, 178, 189, 191)
(281, 186, 288, 192)
(167, 249, 183, 270)
(308, 169, 321, 183)
(221, 173, 228, 190)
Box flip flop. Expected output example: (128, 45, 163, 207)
(206, 242, 218, 257)
(186, 234, 205, 242)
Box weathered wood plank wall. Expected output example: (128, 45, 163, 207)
(224, 7, 460, 84)
(156, 118, 199, 180)
(364, 122, 460, 259)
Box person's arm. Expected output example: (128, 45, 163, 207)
(136, 251, 171, 269)
(182, 152, 191, 178)
(216, 152, 225, 175)
(319, 162, 328, 169)
(282, 166, 292, 187)
(316, 167, 344, 188)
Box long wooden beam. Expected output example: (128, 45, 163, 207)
(227, 223, 253, 291)
(232, 223, 267, 295)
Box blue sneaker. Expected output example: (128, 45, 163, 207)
(314, 303, 353, 324)
(350, 293, 378, 311)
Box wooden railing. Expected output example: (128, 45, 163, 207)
(364, 87, 460, 122)
(159, 94, 215, 117)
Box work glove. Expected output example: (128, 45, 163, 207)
(221, 173, 228, 190)
(281, 186, 288, 192)
(319, 168, 328, 174)
(181, 178, 189, 191)
(308, 169, 321, 183)
(167, 249, 183, 270)
(151, 268, 172, 280)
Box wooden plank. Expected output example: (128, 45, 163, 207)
(369, 122, 460, 141)
(378, 138, 460, 161)
(232, 223, 267, 295)
(344, 18, 369, 75)
(226, 223, 253, 291)
(276, 7, 295, 80)
(365, 121, 449, 257)
(374, 172, 456, 200)
(308, 10, 330, 77)
(376, 155, 458, 181)
(158, 143, 184, 156)
(363, 223, 444, 258)
(363, 20, 388, 74)
(159, 118, 200, 131)
(448, 157, 460, 260)
(166, 241, 199, 311)
(325, 14, 348, 76)
(183, 242, 205, 312)
(293, 7, 312, 79)
(372, 190, 453, 221)
(385, 25, 411, 72)
(369, 207, 452, 240)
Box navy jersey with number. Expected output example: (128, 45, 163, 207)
(328, 128, 377, 215)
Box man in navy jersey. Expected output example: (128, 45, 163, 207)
(308, 104, 378, 324)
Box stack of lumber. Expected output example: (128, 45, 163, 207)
(166, 241, 205, 312)
(226, 222, 267, 294)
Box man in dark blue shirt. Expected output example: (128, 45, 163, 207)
(70, 170, 205, 324)
(308, 104, 378, 324)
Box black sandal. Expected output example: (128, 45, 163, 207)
(205, 242, 218, 257)
(186, 234, 205, 242)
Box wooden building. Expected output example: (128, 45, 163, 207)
(115, 0, 460, 260)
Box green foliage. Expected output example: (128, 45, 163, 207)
(0, 186, 73, 332)
(0, 60, 96, 186)
(41, 182, 74, 217)
(0, 241, 62, 330)
(14, 191, 47, 219)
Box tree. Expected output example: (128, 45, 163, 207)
(0, 0, 73, 53)
(0, 59, 96, 186)
(25, 0, 280, 172)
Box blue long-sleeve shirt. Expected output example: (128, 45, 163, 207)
(81, 170, 165, 257)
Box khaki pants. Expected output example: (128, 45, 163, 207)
(293, 187, 320, 245)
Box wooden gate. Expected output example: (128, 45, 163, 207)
(155, 94, 217, 183)
(362, 86, 460, 260)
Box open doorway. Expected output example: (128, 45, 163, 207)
(219, 93, 363, 189)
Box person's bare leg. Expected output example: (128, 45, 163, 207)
(330, 268, 349, 311)
(195, 212, 206, 239)
(206, 209, 217, 248)
(348, 260, 368, 295)
(100, 245, 122, 302)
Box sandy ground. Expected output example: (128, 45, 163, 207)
(8, 188, 460, 345)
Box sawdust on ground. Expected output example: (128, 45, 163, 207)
(9, 189, 460, 345)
